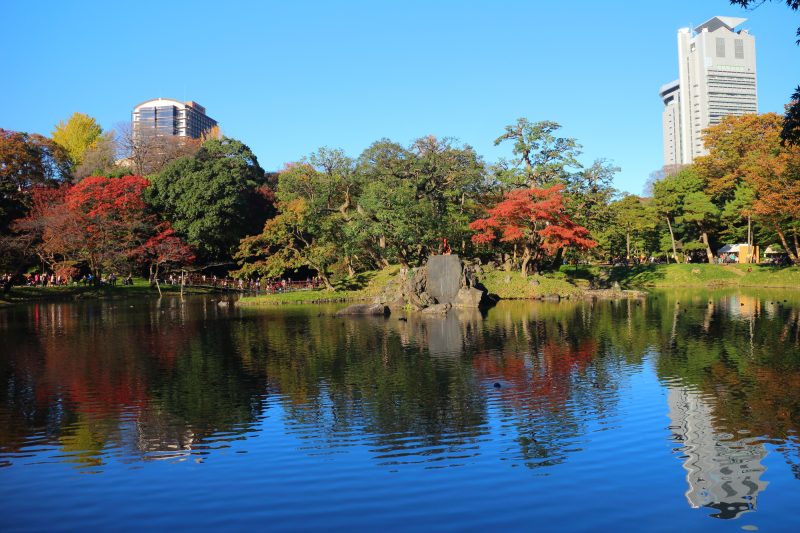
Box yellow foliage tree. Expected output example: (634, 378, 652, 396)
(51, 112, 103, 167)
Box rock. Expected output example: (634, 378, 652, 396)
(453, 287, 484, 308)
(377, 254, 492, 311)
(530, 278, 540, 286)
(612, 281, 621, 291)
(426, 255, 462, 305)
(335, 304, 390, 317)
(421, 303, 451, 315)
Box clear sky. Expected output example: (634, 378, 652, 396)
(2, 0, 798, 194)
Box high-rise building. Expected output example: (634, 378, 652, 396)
(660, 17, 757, 166)
(132, 98, 217, 139)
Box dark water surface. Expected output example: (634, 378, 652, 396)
(1, 290, 799, 531)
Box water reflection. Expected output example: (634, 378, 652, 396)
(668, 386, 767, 519)
(1, 290, 799, 523)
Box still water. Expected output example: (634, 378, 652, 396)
(1, 290, 799, 531)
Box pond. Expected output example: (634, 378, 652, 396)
(1, 290, 799, 531)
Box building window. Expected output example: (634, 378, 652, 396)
(716, 37, 725, 58)
(735, 39, 744, 59)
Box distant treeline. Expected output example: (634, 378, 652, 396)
(1, 111, 799, 290)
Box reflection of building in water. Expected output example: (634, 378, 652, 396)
(667, 386, 768, 519)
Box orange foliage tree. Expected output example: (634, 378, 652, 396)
(469, 184, 596, 274)
(697, 113, 800, 264)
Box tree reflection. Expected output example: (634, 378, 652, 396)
(0, 288, 799, 507)
(0, 297, 268, 468)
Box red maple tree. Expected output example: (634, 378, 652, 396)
(132, 223, 195, 284)
(14, 175, 194, 278)
(470, 184, 596, 274)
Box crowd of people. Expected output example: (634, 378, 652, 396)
(1, 272, 133, 288)
(168, 274, 325, 293)
(2, 270, 326, 293)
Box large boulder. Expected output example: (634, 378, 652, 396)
(374, 255, 491, 312)
(336, 304, 390, 317)
(426, 255, 463, 305)
(453, 287, 485, 308)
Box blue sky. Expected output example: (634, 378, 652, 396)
(2, 0, 798, 194)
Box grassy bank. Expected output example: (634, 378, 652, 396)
(567, 263, 800, 288)
(237, 266, 401, 306)
(0, 278, 213, 306)
(480, 267, 583, 299)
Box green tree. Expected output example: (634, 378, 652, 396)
(677, 191, 720, 263)
(494, 118, 582, 188)
(235, 149, 356, 287)
(651, 168, 705, 263)
(565, 158, 619, 252)
(51, 112, 103, 168)
(146, 137, 270, 261)
(611, 194, 657, 261)
(357, 137, 485, 265)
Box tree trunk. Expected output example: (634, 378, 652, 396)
(625, 231, 631, 262)
(666, 217, 678, 263)
(154, 263, 162, 296)
(793, 228, 800, 260)
(701, 230, 714, 264)
(776, 225, 800, 265)
(520, 244, 531, 277)
(319, 271, 334, 291)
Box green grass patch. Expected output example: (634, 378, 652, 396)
(238, 265, 401, 306)
(608, 263, 800, 288)
(480, 267, 583, 299)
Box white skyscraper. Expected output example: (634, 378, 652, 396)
(660, 16, 758, 166)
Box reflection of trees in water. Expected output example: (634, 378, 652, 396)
(473, 301, 628, 467)
(241, 302, 627, 469)
(233, 311, 489, 465)
(1, 290, 799, 486)
(0, 298, 268, 467)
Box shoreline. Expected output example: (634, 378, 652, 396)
(4, 264, 798, 307)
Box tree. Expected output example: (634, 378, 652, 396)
(132, 224, 195, 294)
(695, 113, 785, 203)
(236, 197, 339, 289)
(51, 112, 103, 168)
(13, 176, 192, 278)
(356, 137, 485, 266)
(470, 184, 596, 275)
(73, 132, 119, 180)
(115, 122, 201, 176)
(697, 113, 800, 264)
(0, 129, 71, 232)
(677, 191, 720, 263)
(611, 195, 658, 261)
(651, 167, 706, 263)
(564, 158, 619, 246)
(494, 118, 582, 188)
(146, 137, 271, 261)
